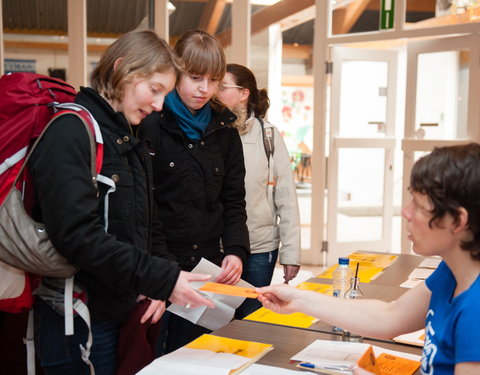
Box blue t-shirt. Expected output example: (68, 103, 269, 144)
(422, 261, 480, 374)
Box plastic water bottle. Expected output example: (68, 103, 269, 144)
(332, 257, 353, 332)
(342, 264, 365, 342)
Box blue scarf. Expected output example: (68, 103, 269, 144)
(165, 89, 212, 140)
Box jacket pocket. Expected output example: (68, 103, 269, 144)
(98, 166, 134, 220)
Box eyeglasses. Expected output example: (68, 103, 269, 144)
(219, 83, 244, 91)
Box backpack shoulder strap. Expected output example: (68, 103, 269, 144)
(257, 117, 274, 166)
(258, 117, 276, 218)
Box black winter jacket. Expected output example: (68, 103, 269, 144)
(140, 106, 250, 271)
(29, 87, 181, 323)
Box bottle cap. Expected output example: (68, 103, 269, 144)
(338, 257, 349, 265)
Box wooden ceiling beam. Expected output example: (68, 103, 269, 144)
(216, 0, 314, 47)
(4, 40, 108, 52)
(367, 0, 436, 12)
(332, 0, 373, 35)
(198, 0, 227, 34)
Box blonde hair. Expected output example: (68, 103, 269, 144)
(91, 29, 183, 102)
(174, 29, 226, 80)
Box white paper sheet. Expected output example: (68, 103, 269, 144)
(167, 258, 254, 330)
(136, 347, 248, 375)
(243, 363, 316, 374)
(418, 257, 441, 269)
(291, 339, 370, 368)
(400, 278, 424, 289)
(408, 268, 434, 280)
(393, 328, 425, 347)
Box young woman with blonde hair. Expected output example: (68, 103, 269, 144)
(30, 29, 214, 375)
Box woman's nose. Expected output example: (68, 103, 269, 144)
(152, 97, 164, 111)
(402, 203, 413, 220)
(198, 78, 209, 92)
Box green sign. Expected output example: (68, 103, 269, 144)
(380, 0, 395, 30)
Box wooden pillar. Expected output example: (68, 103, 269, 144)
(231, 0, 250, 67)
(308, 0, 331, 265)
(67, 0, 87, 88)
(154, 0, 169, 43)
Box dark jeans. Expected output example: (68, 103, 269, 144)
(235, 249, 278, 319)
(156, 311, 210, 355)
(34, 299, 119, 375)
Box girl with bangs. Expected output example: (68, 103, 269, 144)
(141, 29, 250, 353)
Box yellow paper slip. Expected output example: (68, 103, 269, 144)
(318, 264, 384, 283)
(296, 282, 333, 295)
(349, 252, 398, 269)
(185, 334, 273, 374)
(243, 307, 318, 328)
(199, 282, 260, 298)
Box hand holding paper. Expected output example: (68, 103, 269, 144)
(167, 258, 257, 330)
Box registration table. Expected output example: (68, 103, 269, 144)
(138, 253, 428, 374)
(213, 319, 422, 373)
(242, 252, 435, 343)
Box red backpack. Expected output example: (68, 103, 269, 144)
(0, 72, 103, 313)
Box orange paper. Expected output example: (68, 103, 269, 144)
(376, 353, 421, 375)
(357, 346, 421, 375)
(357, 346, 380, 374)
(199, 282, 260, 298)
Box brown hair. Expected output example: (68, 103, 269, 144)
(410, 143, 480, 259)
(174, 29, 226, 80)
(226, 63, 270, 118)
(91, 29, 183, 102)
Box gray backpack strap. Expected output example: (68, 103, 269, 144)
(258, 117, 274, 164)
(258, 117, 276, 222)
(33, 278, 95, 375)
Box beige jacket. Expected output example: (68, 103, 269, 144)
(239, 116, 301, 265)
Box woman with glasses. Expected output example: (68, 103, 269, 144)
(217, 63, 301, 319)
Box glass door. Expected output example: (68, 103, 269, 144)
(401, 34, 480, 252)
(327, 47, 399, 265)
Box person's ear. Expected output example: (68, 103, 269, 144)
(239, 88, 250, 103)
(113, 58, 124, 72)
(452, 207, 469, 234)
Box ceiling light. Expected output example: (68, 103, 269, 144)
(168, 1, 176, 15)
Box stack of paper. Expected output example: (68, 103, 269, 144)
(136, 334, 273, 375)
(393, 329, 425, 347)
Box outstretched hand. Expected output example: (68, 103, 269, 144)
(256, 284, 302, 315)
(169, 271, 215, 309)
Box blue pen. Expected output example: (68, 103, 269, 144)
(298, 362, 353, 374)
(299, 362, 316, 369)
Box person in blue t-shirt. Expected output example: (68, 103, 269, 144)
(257, 143, 480, 375)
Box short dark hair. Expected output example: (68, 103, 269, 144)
(410, 143, 480, 259)
(226, 63, 270, 118)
